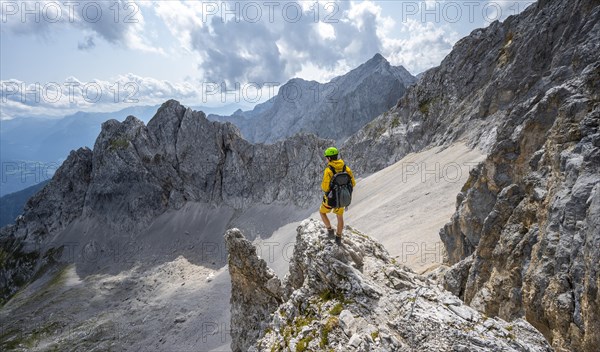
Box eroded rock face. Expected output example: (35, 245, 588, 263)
(440, 66, 600, 351)
(227, 219, 552, 351)
(336, 0, 599, 349)
(225, 229, 284, 352)
(435, 0, 600, 350)
(0, 147, 93, 304)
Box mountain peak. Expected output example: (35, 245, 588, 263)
(207, 54, 416, 144)
(370, 52, 386, 63)
(360, 53, 390, 70)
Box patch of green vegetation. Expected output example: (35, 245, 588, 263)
(108, 137, 129, 151)
(0, 328, 23, 350)
(320, 317, 338, 348)
(391, 115, 401, 129)
(371, 330, 380, 340)
(461, 174, 476, 192)
(329, 302, 344, 316)
(319, 289, 339, 301)
(505, 325, 513, 332)
(0, 320, 63, 350)
(283, 326, 293, 347)
(294, 316, 313, 330)
(0, 248, 7, 265)
(296, 335, 313, 352)
(350, 228, 369, 239)
(419, 99, 431, 115)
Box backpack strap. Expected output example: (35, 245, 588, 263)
(328, 165, 336, 192)
(328, 165, 336, 175)
(342, 164, 346, 173)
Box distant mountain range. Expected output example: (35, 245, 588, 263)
(208, 53, 416, 144)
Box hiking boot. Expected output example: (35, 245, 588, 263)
(335, 234, 342, 245)
(327, 228, 335, 237)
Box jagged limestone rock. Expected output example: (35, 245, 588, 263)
(226, 219, 552, 351)
(435, 1, 600, 350)
(225, 228, 283, 352)
(0, 147, 93, 304)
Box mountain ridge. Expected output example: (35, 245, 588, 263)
(0, 99, 333, 304)
(208, 53, 416, 144)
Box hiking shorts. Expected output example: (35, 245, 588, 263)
(320, 202, 344, 215)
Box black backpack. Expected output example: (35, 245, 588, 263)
(327, 165, 353, 208)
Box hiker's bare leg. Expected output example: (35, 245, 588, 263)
(320, 212, 332, 229)
(336, 214, 344, 235)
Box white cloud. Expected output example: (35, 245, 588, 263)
(0, 75, 285, 119)
(151, 0, 204, 52)
(382, 19, 460, 74)
(294, 60, 353, 83)
(1, 75, 197, 119)
(1, 0, 162, 54)
(316, 22, 335, 40)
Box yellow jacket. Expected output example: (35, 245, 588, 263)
(321, 159, 356, 193)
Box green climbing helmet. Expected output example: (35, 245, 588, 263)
(324, 147, 339, 157)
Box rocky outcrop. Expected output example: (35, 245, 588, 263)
(0, 100, 331, 304)
(84, 100, 328, 230)
(0, 180, 49, 228)
(226, 219, 552, 351)
(433, 0, 600, 351)
(440, 62, 600, 351)
(209, 54, 416, 144)
(225, 229, 284, 352)
(0, 147, 93, 304)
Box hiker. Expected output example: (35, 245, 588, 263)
(320, 147, 356, 244)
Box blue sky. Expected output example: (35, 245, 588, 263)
(1, 0, 535, 119)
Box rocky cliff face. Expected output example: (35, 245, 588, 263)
(342, 0, 600, 350)
(225, 219, 552, 351)
(0, 100, 331, 304)
(209, 54, 416, 144)
(440, 32, 599, 352)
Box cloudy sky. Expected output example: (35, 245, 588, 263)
(0, 0, 534, 119)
